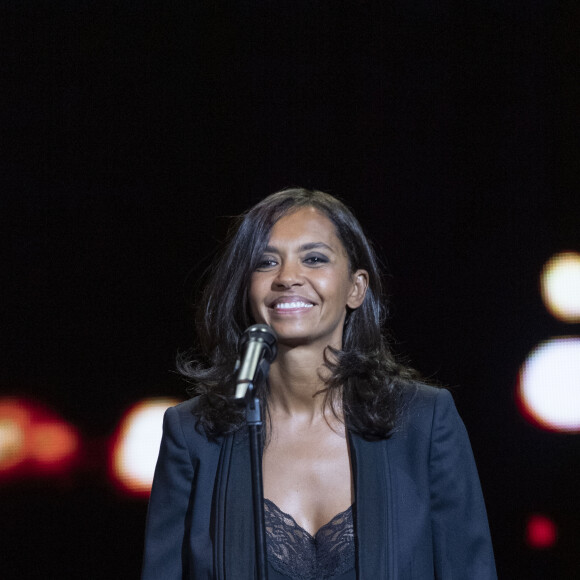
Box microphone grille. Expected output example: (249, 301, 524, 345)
(239, 324, 277, 361)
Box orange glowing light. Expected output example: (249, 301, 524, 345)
(0, 417, 27, 471)
(0, 398, 80, 480)
(30, 422, 80, 469)
(0, 401, 32, 472)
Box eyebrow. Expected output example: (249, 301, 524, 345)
(263, 242, 336, 254)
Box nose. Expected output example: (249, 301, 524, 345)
(273, 260, 304, 288)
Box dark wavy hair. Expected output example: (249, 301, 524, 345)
(178, 188, 419, 440)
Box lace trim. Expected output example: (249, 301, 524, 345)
(264, 498, 355, 580)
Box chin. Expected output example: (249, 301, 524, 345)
(278, 337, 311, 348)
(266, 325, 306, 345)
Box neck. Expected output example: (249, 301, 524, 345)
(267, 343, 338, 420)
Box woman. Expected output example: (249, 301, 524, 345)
(142, 188, 497, 579)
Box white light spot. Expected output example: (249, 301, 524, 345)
(517, 337, 580, 432)
(540, 251, 580, 323)
(110, 398, 180, 495)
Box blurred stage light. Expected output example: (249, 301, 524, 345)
(526, 514, 558, 549)
(540, 251, 580, 323)
(0, 398, 80, 479)
(517, 337, 580, 432)
(0, 401, 30, 473)
(109, 398, 180, 497)
(31, 422, 80, 471)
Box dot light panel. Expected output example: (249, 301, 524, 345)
(517, 337, 580, 432)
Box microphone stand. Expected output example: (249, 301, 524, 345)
(235, 324, 276, 580)
(244, 383, 269, 580)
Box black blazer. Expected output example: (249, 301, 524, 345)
(142, 385, 497, 579)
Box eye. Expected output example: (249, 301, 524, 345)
(255, 257, 278, 271)
(303, 254, 329, 266)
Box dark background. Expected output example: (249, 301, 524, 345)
(2, 1, 579, 578)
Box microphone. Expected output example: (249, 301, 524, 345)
(234, 324, 277, 402)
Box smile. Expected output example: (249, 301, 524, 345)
(274, 302, 314, 310)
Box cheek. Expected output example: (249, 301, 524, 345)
(326, 272, 355, 306)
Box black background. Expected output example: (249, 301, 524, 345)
(2, 1, 579, 578)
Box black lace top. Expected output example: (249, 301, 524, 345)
(264, 498, 356, 580)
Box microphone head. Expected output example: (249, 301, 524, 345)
(239, 324, 277, 362)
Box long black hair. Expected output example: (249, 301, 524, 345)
(178, 188, 419, 440)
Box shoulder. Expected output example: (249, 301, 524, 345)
(163, 397, 201, 429)
(401, 382, 452, 413)
(167, 397, 210, 422)
(163, 397, 220, 454)
(397, 383, 460, 435)
(169, 396, 203, 417)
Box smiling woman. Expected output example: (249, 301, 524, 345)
(249, 207, 368, 352)
(142, 188, 497, 580)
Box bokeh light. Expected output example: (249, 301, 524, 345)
(517, 337, 580, 432)
(0, 398, 80, 479)
(540, 251, 580, 323)
(109, 398, 181, 497)
(0, 401, 30, 473)
(526, 514, 558, 549)
(30, 422, 80, 471)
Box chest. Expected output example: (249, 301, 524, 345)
(262, 422, 353, 536)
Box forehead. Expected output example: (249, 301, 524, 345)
(269, 206, 342, 245)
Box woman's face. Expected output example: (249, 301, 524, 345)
(248, 206, 368, 350)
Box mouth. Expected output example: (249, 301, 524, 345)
(274, 301, 314, 311)
(269, 296, 315, 311)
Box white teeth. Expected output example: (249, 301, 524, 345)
(274, 302, 313, 310)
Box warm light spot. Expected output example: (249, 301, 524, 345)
(109, 398, 180, 496)
(0, 398, 80, 479)
(526, 514, 558, 549)
(30, 422, 80, 469)
(517, 337, 580, 432)
(0, 418, 27, 471)
(0, 401, 32, 472)
(540, 251, 580, 323)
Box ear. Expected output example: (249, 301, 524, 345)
(346, 269, 369, 309)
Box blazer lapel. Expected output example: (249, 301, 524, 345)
(212, 428, 256, 580)
(349, 432, 396, 580)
